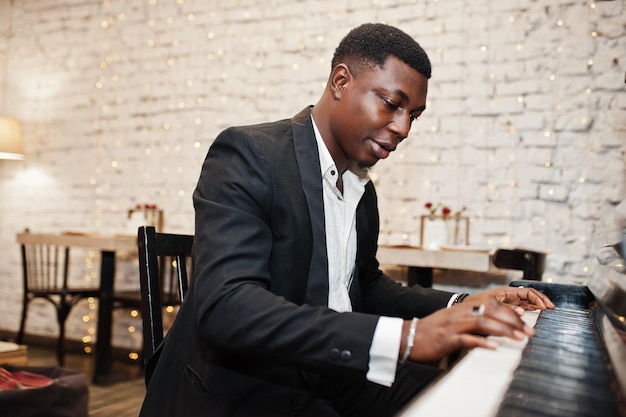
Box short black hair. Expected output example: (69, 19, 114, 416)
(331, 23, 431, 79)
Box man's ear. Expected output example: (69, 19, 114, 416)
(329, 63, 351, 99)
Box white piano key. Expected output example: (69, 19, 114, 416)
(398, 309, 541, 417)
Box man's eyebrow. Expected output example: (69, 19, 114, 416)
(392, 88, 426, 112)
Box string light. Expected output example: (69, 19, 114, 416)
(29, 0, 614, 354)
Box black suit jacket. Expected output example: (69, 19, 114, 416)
(139, 107, 454, 417)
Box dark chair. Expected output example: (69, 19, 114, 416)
(113, 206, 164, 312)
(492, 248, 546, 281)
(136, 225, 193, 371)
(17, 231, 100, 366)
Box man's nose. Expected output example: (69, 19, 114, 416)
(389, 115, 411, 141)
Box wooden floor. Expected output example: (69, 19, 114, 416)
(89, 378, 145, 417)
(25, 346, 145, 417)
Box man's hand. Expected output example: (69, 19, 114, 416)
(463, 286, 555, 315)
(399, 286, 554, 363)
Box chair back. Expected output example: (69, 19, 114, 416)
(21, 242, 71, 293)
(492, 248, 546, 281)
(17, 230, 100, 365)
(137, 226, 193, 366)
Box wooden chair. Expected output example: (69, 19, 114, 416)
(113, 206, 164, 313)
(17, 231, 100, 366)
(492, 248, 546, 281)
(136, 226, 193, 371)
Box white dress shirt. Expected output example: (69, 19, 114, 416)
(311, 118, 403, 386)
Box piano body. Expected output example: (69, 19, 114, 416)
(399, 245, 626, 417)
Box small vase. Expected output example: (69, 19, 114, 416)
(421, 217, 448, 249)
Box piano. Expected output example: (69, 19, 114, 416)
(398, 238, 626, 417)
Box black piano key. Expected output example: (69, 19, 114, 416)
(515, 357, 611, 385)
(498, 402, 597, 417)
(500, 388, 618, 417)
(521, 340, 603, 363)
(500, 379, 618, 417)
(498, 404, 555, 417)
(496, 307, 621, 417)
(507, 377, 618, 411)
(510, 370, 617, 402)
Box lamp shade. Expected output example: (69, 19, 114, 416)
(0, 116, 24, 160)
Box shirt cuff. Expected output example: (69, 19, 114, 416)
(447, 293, 460, 308)
(366, 316, 403, 387)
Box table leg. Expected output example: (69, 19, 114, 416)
(407, 266, 433, 288)
(94, 250, 115, 384)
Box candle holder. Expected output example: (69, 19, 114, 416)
(127, 204, 164, 233)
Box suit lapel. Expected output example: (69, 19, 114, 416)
(291, 107, 329, 307)
(351, 183, 376, 311)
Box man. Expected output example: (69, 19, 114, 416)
(140, 23, 554, 417)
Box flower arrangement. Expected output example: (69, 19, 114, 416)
(452, 206, 466, 219)
(422, 203, 468, 245)
(424, 201, 450, 220)
(424, 202, 465, 219)
(127, 203, 163, 231)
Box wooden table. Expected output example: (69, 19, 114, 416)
(0, 341, 28, 366)
(16, 232, 137, 383)
(377, 245, 495, 287)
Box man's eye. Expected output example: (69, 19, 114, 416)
(384, 99, 398, 110)
(410, 113, 422, 123)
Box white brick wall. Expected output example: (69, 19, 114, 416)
(0, 0, 624, 353)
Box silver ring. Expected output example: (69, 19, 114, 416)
(471, 304, 486, 317)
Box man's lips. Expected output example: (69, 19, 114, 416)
(371, 139, 395, 159)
